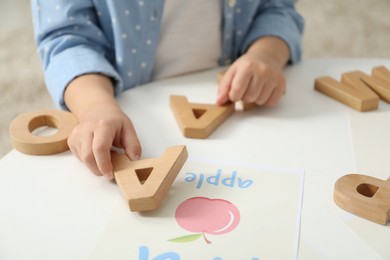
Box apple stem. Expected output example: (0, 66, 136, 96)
(202, 232, 212, 244)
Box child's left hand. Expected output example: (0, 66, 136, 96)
(216, 53, 286, 107)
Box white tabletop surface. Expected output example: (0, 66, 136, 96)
(1, 58, 389, 260)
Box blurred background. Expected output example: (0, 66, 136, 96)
(1, 0, 390, 157)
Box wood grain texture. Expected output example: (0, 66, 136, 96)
(369, 66, 390, 102)
(9, 109, 77, 155)
(112, 145, 188, 211)
(170, 95, 234, 139)
(334, 174, 390, 225)
(314, 75, 379, 111)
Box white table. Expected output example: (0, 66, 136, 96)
(1, 59, 389, 259)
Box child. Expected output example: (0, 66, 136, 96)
(31, 0, 304, 180)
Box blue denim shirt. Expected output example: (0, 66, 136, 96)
(31, 0, 304, 108)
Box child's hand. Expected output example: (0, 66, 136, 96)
(67, 105, 141, 180)
(216, 53, 286, 107)
(216, 36, 289, 107)
(64, 74, 141, 180)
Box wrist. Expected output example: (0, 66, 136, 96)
(64, 74, 120, 119)
(246, 36, 290, 69)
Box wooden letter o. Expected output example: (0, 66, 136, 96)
(9, 109, 77, 155)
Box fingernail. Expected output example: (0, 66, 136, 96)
(131, 154, 140, 161)
(104, 172, 113, 180)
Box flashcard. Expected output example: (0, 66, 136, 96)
(90, 159, 305, 260)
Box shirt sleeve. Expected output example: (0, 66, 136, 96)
(240, 0, 304, 64)
(31, 0, 122, 109)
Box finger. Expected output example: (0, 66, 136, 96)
(265, 84, 285, 106)
(119, 121, 142, 161)
(92, 127, 115, 180)
(217, 67, 235, 105)
(79, 131, 103, 177)
(67, 132, 81, 161)
(69, 143, 81, 161)
(229, 69, 252, 102)
(265, 77, 286, 106)
(241, 75, 263, 103)
(255, 82, 275, 105)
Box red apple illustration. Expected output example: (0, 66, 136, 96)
(169, 197, 240, 244)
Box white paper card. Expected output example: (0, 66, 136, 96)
(89, 159, 304, 260)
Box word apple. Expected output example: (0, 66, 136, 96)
(184, 168, 253, 189)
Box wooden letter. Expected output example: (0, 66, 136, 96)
(343, 70, 390, 103)
(112, 145, 188, 212)
(9, 109, 77, 155)
(372, 66, 390, 85)
(367, 66, 390, 102)
(314, 74, 379, 112)
(334, 174, 390, 225)
(170, 95, 234, 139)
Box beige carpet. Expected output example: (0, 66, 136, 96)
(1, 0, 390, 158)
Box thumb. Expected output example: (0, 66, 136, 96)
(121, 121, 142, 161)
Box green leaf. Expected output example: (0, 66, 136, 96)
(168, 233, 203, 243)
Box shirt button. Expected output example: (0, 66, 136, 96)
(228, 0, 236, 7)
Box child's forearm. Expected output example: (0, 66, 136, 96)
(245, 36, 290, 69)
(64, 74, 121, 119)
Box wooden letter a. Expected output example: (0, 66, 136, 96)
(170, 95, 234, 138)
(112, 145, 188, 211)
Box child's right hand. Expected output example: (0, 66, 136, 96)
(67, 105, 141, 180)
(64, 74, 141, 180)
